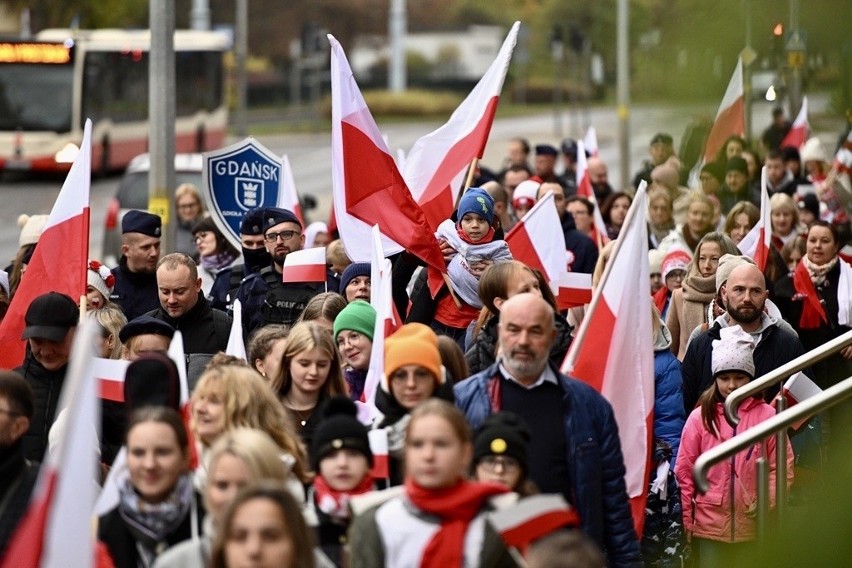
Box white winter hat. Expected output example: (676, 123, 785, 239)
(711, 325, 756, 379)
(800, 137, 827, 163)
(87, 260, 115, 299)
(512, 180, 541, 209)
(18, 214, 49, 248)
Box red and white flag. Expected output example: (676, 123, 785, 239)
(330, 34, 447, 274)
(737, 166, 771, 271)
(279, 154, 304, 226)
(583, 126, 599, 157)
(489, 494, 580, 552)
(225, 299, 247, 360)
(561, 181, 655, 535)
(575, 140, 609, 247)
(782, 371, 822, 429)
(505, 190, 589, 307)
(357, 225, 401, 424)
(553, 272, 593, 310)
(1, 322, 100, 568)
(780, 96, 809, 150)
(834, 130, 852, 175)
(703, 58, 744, 162)
(281, 247, 327, 284)
(92, 357, 130, 403)
(403, 22, 520, 231)
(368, 429, 390, 481)
(0, 120, 92, 368)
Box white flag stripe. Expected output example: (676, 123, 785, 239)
(226, 299, 247, 360)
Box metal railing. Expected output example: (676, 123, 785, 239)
(724, 328, 852, 427)
(693, 375, 852, 540)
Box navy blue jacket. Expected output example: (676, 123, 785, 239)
(561, 213, 598, 274)
(109, 256, 160, 321)
(454, 363, 641, 567)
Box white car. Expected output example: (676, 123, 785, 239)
(102, 153, 203, 266)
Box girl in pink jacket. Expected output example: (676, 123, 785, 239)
(675, 325, 794, 565)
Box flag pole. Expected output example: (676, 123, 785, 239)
(454, 158, 480, 210)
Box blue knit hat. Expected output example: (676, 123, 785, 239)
(339, 262, 371, 295)
(457, 188, 495, 225)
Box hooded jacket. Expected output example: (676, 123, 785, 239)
(680, 313, 806, 413)
(653, 322, 686, 466)
(675, 397, 794, 542)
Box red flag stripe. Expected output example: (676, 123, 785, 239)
(282, 264, 327, 283)
(505, 223, 546, 276)
(0, 469, 57, 568)
(98, 378, 124, 403)
(704, 99, 745, 162)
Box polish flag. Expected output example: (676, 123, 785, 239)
(553, 272, 593, 310)
(279, 155, 304, 226)
(737, 166, 771, 271)
(330, 34, 447, 275)
(505, 192, 568, 282)
(368, 429, 390, 481)
(1, 322, 100, 568)
(0, 120, 92, 368)
(91, 357, 130, 403)
(489, 494, 580, 552)
(282, 247, 328, 283)
(575, 139, 609, 247)
(225, 299, 247, 360)
(358, 225, 401, 423)
(561, 181, 655, 535)
(782, 371, 822, 430)
(703, 58, 744, 162)
(583, 126, 599, 157)
(780, 96, 809, 150)
(834, 130, 852, 175)
(402, 22, 520, 231)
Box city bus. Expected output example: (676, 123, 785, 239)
(0, 28, 230, 174)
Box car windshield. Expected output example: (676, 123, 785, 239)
(0, 64, 73, 131)
(117, 171, 204, 210)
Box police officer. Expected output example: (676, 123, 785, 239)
(235, 207, 338, 337)
(208, 207, 271, 311)
(110, 210, 162, 320)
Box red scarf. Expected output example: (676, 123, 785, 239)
(792, 260, 829, 329)
(652, 286, 669, 314)
(456, 224, 495, 245)
(405, 478, 509, 568)
(313, 474, 374, 523)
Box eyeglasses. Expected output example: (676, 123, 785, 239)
(194, 231, 211, 243)
(479, 455, 520, 473)
(337, 332, 363, 349)
(264, 230, 299, 243)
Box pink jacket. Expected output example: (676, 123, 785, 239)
(675, 397, 794, 542)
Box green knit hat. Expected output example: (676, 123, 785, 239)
(333, 300, 376, 341)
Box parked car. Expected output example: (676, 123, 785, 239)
(102, 153, 204, 266)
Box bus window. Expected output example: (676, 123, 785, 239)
(0, 64, 73, 132)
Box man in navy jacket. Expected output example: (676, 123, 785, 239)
(454, 294, 641, 566)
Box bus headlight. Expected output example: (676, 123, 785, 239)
(55, 142, 79, 163)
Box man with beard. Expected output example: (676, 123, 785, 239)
(208, 207, 270, 311)
(454, 294, 641, 566)
(588, 157, 614, 203)
(110, 210, 162, 320)
(680, 263, 806, 413)
(235, 207, 338, 337)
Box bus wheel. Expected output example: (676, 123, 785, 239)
(196, 127, 206, 152)
(100, 139, 111, 176)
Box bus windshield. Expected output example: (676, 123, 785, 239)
(0, 64, 73, 132)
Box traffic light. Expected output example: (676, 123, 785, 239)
(770, 22, 784, 66)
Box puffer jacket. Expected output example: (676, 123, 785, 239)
(465, 312, 573, 376)
(653, 323, 686, 467)
(454, 362, 641, 567)
(675, 397, 794, 543)
(15, 350, 67, 462)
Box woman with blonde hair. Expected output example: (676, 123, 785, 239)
(298, 292, 347, 335)
(190, 364, 310, 499)
(769, 192, 804, 251)
(154, 428, 290, 568)
(274, 322, 347, 447)
(89, 306, 127, 359)
(659, 191, 715, 253)
(174, 183, 206, 258)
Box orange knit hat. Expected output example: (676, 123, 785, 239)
(382, 323, 444, 392)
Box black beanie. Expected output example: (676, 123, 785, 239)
(123, 351, 180, 415)
(473, 412, 531, 474)
(311, 396, 373, 470)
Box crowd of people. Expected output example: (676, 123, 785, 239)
(0, 107, 851, 568)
